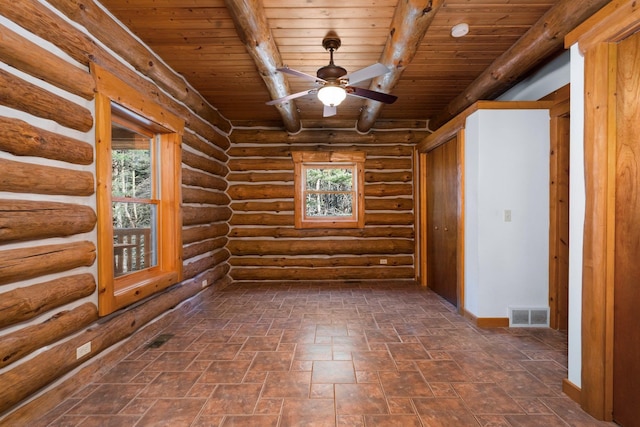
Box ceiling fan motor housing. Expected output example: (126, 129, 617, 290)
(318, 35, 347, 81)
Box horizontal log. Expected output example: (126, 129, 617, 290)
(228, 158, 293, 172)
(227, 239, 414, 256)
(365, 171, 413, 183)
(365, 198, 413, 211)
(182, 223, 230, 245)
(230, 201, 294, 212)
(0, 117, 93, 165)
(183, 248, 230, 280)
(0, 158, 94, 196)
(365, 184, 413, 197)
(227, 184, 293, 200)
(0, 303, 97, 369)
(0, 200, 96, 244)
(226, 171, 294, 183)
(45, 0, 233, 134)
(230, 266, 415, 281)
(182, 206, 232, 226)
(229, 129, 429, 145)
(0, 273, 96, 328)
(0, 270, 228, 414)
(182, 187, 230, 206)
(227, 144, 413, 158)
(230, 213, 293, 226)
(182, 129, 228, 163)
(0, 23, 95, 100)
(182, 167, 227, 192)
(183, 236, 228, 260)
(228, 157, 413, 172)
(182, 150, 228, 178)
(229, 255, 414, 267)
(0, 241, 95, 286)
(366, 212, 415, 225)
(0, 69, 93, 132)
(228, 226, 414, 239)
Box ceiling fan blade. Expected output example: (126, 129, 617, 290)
(343, 63, 390, 85)
(277, 67, 326, 83)
(323, 105, 337, 117)
(347, 87, 397, 104)
(266, 89, 316, 105)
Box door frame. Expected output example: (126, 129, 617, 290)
(565, 0, 640, 420)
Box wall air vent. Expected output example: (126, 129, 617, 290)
(508, 307, 549, 327)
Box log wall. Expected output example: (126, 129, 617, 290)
(0, 1, 230, 420)
(227, 129, 425, 282)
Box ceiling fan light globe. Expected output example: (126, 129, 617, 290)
(317, 85, 346, 107)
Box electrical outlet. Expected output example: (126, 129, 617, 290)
(379, 259, 387, 265)
(202, 279, 208, 288)
(504, 209, 512, 222)
(76, 342, 91, 359)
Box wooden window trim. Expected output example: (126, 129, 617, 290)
(292, 151, 365, 229)
(93, 63, 184, 316)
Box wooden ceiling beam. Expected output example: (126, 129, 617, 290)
(356, 0, 444, 133)
(224, 0, 301, 133)
(428, 0, 611, 130)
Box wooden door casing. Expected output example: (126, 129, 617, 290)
(612, 30, 640, 427)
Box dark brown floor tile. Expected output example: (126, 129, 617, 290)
(67, 384, 144, 415)
(144, 351, 199, 371)
(196, 343, 243, 360)
(199, 360, 251, 383)
(249, 351, 293, 371)
(386, 343, 430, 361)
(453, 383, 524, 415)
(312, 361, 356, 383)
(352, 351, 396, 371)
(136, 398, 206, 426)
(379, 370, 434, 398)
(386, 398, 415, 414)
(475, 414, 511, 426)
(335, 383, 388, 415)
(364, 329, 401, 343)
(503, 414, 568, 426)
(138, 371, 201, 398)
(255, 398, 283, 414)
(363, 414, 422, 426)
(191, 415, 224, 427)
(281, 398, 335, 426)
(295, 343, 333, 361)
(337, 415, 365, 426)
(220, 415, 279, 426)
(419, 335, 482, 351)
(241, 336, 281, 352)
(317, 324, 349, 337)
(311, 383, 335, 399)
(97, 360, 150, 383)
(77, 415, 141, 426)
(120, 398, 157, 415)
(541, 397, 614, 426)
(262, 371, 312, 398)
(413, 398, 479, 426)
(492, 371, 556, 398)
(201, 383, 263, 415)
(416, 359, 470, 382)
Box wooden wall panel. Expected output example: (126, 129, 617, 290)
(0, 1, 231, 420)
(227, 129, 422, 283)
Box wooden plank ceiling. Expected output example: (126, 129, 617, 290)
(100, 0, 560, 131)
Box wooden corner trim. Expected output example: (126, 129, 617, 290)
(562, 378, 582, 404)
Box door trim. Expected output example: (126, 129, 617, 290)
(566, 0, 640, 420)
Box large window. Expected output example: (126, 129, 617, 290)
(93, 64, 183, 316)
(292, 151, 365, 228)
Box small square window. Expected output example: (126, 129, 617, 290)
(292, 151, 365, 229)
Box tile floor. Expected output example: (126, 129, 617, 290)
(37, 282, 614, 426)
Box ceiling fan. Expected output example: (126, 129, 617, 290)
(266, 35, 398, 117)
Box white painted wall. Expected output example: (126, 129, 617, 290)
(498, 50, 571, 101)
(464, 109, 550, 318)
(568, 44, 585, 387)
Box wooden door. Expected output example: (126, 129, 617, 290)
(426, 137, 458, 306)
(613, 30, 640, 427)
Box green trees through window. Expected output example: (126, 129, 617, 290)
(305, 167, 353, 217)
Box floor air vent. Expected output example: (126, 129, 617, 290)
(508, 307, 549, 327)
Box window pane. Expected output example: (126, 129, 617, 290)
(111, 122, 153, 199)
(306, 193, 353, 217)
(113, 201, 157, 277)
(305, 168, 353, 191)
